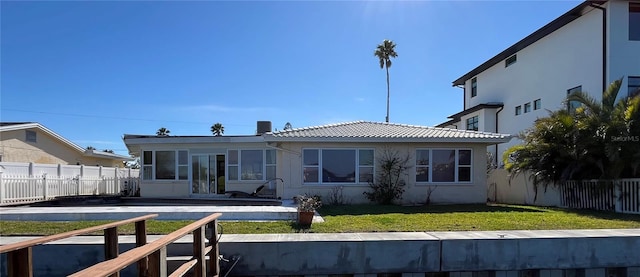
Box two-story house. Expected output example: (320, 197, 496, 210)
(439, 0, 640, 167)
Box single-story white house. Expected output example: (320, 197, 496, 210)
(123, 121, 511, 204)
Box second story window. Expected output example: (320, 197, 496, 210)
(466, 116, 479, 131)
(524, 102, 532, 113)
(471, 77, 477, 97)
(630, 2, 640, 41)
(505, 54, 517, 67)
(629, 76, 640, 97)
(515, 105, 522, 116)
(534, 99, 541, 110)
(567, 86, 582, 114)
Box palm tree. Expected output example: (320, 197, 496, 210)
(156, 127, 170, 136)
(211, 123, 224, 136)
(283, 122, 293, 130)
(374, 39, 398, 123)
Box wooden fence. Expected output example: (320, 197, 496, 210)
(560, 179, 640, 214)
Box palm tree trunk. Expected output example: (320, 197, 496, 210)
(386, 66, 390, 123)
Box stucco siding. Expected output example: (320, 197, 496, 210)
(276, 142, 488, 205)
(608, 1, 640, 94)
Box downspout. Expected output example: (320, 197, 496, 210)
(493, 106, 504, 203)
(495, 106, 504, 166)
(590, 3, 607, 92)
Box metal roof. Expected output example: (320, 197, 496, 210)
(265, 121, 511, 143)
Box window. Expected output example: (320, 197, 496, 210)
(567, 86, 582, 113)
(303, 149, 374, 184)
(515, 105, 522, 115)
(143, 151, 152, 180)
(563, 269, 585, 277)
(605, 268, 627, 277)
(227, 149, 275, 181)
(415, 149, 472, 183)
(519, 270, 539, 277)
(466, 116, 479, 131)
(25, 130, 37, 142)
(524, 102, 531, 113)
(471, 77, 477, 97)
(534, 99, 541, 110)
(505, 54, 517, 67)
(629, 76, 640, 97)
(630, 2, 640, 41)
(142, 150, 188, 180)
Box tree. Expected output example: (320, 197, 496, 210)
(103, 149, 114, 154)
(86, 146, 96, 150)
(211, 123, 224, 136)
(374, 39, 398, 123)
(156, 127, 170, 136)
(503, 79, 640, 198)
(283, 122, 293, 130)
(363, 147, 411, 204)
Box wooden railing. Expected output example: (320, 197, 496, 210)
(0, 214, 158, 277)
(69, 212, 222, 277)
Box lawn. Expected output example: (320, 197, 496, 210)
(1, 204, 639, 236)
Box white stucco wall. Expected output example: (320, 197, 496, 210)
(276, 142, 489, 205)
(608, 1, 640, 94)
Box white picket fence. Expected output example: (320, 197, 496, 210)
(560, 179, 640, 214)
(0, 162, 140, 205)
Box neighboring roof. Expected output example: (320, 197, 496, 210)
(0, 122, 133, 161)
(265, 121, 511, 144)
(452, 0, 606, 86)
(446, 103, 504, 120)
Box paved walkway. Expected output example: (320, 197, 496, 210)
(0, 200, 324, 222)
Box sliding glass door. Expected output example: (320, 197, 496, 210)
(191, 154, 225, 195)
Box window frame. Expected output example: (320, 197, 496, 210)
(515, 105, 522, 116)
(471, 77, 478, 98)
(533, 99, 541, 110)
(227, 149, 276, 182)
(415, 148, 473, 184)
(567, 86, 582, 113)
(505, 54, 517, 67)
(302, 148, 374, 185)
(466, 116, 479, 131)
(524, 102, 532, 113)
(630, 2, 640, 41)
(141, 150, 189, 181)
(25, 130, 37, 143)
(628, 76, 640, 98)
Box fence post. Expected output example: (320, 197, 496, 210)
(614, 180, 622, 213)
(43, 173, 48, 201)
(0, 171, 4, 204)
(28, 162, 34, 177)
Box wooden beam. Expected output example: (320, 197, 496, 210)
(135, 220, 148, 277)
(193, 227, 206, 277)
(147, 247, 167, 277)
(208, 221, 220, 277)
(7, 247, 33, 277)
(104, 227, 119, 277)
(168, 259, 198, 277)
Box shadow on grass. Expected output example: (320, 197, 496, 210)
(317, 203, 546, 216)
(554, 207, 640, 222)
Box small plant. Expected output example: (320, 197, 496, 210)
(296, 194, 322, 212)
(326, 186, 346, 205)
(363, 147, 411, 204)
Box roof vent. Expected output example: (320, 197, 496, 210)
(257, 121, 272, 135)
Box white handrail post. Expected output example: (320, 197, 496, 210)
(614, 180, 622, 213)
(0, 171, 4, 204)
(43, 173, 48, 201)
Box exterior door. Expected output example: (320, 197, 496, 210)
(191, 154, 225, 195)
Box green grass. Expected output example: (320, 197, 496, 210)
(1, 204, 639, 236)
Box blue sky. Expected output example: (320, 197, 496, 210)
(1, 0, 581, 156)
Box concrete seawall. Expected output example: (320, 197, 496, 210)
(1, 229, 640, 276)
